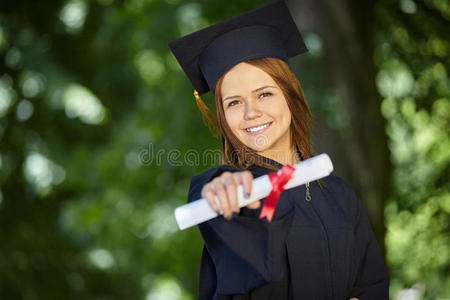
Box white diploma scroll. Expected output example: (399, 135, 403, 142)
(175, 153, 334, 230)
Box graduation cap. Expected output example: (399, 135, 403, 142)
(168, 0, 308, 96)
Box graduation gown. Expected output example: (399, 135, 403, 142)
(187, 158, 389, 300)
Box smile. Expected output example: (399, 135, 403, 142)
(244, 122, 272, 135)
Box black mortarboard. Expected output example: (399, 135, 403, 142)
(168, 0, 308, 95)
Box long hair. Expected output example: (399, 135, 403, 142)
(212, 57, 313, 170)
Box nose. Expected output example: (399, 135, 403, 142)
(243, 100, 262, 120)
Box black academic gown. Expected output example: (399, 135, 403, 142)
(187, 158, 389, 300)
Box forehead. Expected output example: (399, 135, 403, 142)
(220, 62, 276, 96)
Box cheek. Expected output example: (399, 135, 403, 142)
(224, 111, 241, 133)
(284, 108, 292, 123)
(278, 102, 291, 124)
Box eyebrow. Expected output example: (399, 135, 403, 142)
(222, 85, 277, 102)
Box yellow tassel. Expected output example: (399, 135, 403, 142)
(194, 90, 219, 137)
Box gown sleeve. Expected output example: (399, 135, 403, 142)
(188, 165, 294, 297)
(348, 187, 390, 299)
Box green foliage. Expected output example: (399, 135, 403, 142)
(0, 0, 265, 298)
(376, 0, 450, 298)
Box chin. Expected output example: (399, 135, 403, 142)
(244, 139, 273, 152)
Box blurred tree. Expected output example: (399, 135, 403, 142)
(290, 0, 450, 298)
(375, 0, 450, 298)
(290, 0, 391, 256)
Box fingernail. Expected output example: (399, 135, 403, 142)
(244, 193, 250, 199)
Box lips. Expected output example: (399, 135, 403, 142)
(244, 122, 272, 135)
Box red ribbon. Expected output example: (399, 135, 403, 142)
(259, 165, 295, 222)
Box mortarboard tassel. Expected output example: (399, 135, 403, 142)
(193, 90, 220, 137)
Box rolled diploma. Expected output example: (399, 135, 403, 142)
(175, 153, 334, 230)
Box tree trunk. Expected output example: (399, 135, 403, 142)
(290, 0, 391, 254)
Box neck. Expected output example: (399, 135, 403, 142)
(257, 147, 300, 165)
(256, 132, 300, 165)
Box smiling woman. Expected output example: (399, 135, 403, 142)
(168, 1, 389, 299)
(215, 58, 312, 169)
(222, 63, 292, 158)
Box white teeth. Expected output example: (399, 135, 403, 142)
(246, 123, 269, 132)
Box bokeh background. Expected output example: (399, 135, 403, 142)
(0, 0, 448, 299)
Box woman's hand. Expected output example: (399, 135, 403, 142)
(201, 171, 260, 220)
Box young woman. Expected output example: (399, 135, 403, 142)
(169, 1, 389, 299)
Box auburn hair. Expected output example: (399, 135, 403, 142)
(200, 57, 313, 170)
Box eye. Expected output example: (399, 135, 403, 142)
(258, 92, 273, 99)
(227, 100, 240, 107)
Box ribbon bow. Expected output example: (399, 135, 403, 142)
(259, 165, 295, 222)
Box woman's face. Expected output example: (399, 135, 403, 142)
(220, 62, 292, 155)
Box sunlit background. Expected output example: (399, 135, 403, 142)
(0, 0, 448, 299)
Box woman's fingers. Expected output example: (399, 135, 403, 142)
(202, 179, 231, 218)
(240, 171, 253, 198)
(224, 176, 239, 214)
(240, 171, 260, 209)
(246, 200, 261, 209)
(201, 171, 257, 220)
(214, 180, 232, 219)
(202, 185, 219, 212)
